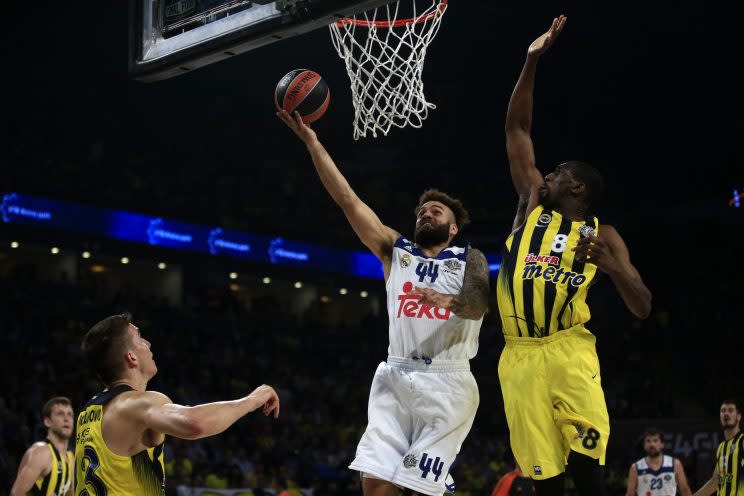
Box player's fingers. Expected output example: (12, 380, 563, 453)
(575, 248, 591, 260)
(578, 254, 595, 263)
(277, 110, 298, 129)
(292, 111, 306, 127)
(276, 110, 290, 124)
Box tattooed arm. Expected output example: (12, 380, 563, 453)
(451, 248, 490, 319)
(414, 248, 490, 320)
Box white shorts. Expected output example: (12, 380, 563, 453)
(349, 357, 479, 496)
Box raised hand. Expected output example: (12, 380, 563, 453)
(413, 286, 454, 310)
(276, 109, 318, 145)
(528, 15, 567, 57)
(247, 385, 280, 418)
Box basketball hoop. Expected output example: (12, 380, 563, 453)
(329, 0, 448, 139)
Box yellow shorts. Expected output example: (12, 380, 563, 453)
(498, 325, 610, 480)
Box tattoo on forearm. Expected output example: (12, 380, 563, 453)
(451, 248, 490, 319)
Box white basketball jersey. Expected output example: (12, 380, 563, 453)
(385, 236, 483, 360)
(635, 455, 676, 496)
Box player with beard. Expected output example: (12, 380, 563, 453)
(11, 397, 75, 496)
(75, 313, 280, 495)
(625, 428, 692, 496)
(693, 399, 743, 496)
(278, 110, 490, 496)
(499, 16, 652, 496)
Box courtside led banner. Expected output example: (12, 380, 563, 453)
(1, 193, 500, 279)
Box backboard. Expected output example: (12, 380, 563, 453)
(129, 0, 391, 82)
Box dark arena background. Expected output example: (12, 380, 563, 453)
(1, 0, 741, 495)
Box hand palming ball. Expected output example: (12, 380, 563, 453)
(274, 69, 330, 124)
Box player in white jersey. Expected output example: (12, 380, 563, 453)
(278, 110, 490, 496)
(626, 428, 692, 496)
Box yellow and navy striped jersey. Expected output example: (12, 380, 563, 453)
(75, 385, 165, 496)
(30, 440, 73, 496)
(496, 206, 599, 337)
(716, 432, 744, 496)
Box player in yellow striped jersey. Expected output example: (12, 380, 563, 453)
(10, 397, 74, 496)
(75, 312, 280, 496)
(500, 15, 652, 496)
(693, 399, 743, 496)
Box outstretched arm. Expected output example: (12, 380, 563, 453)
(573, 225, 652, 319)
(624, 463, 638, 496)
(675, 458, 693, 496)
(134, 385, 279, 441)
(692, 465, 719, 496)
(278, 110, 399, 273)
(506, 16, 566, 230)
(414, 248, 490, 320)
(10, 443, 51, 496)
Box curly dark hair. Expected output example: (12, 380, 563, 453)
(414, 189, 471, 231)
(642, 427, 664, 441)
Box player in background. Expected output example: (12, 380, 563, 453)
(625, 427, 692, 496)
(10, 397, 75, 496)
(693, 399, 742, 496)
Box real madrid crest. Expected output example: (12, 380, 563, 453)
(403, 454, 418, 468)
(401, 253, 412, 268)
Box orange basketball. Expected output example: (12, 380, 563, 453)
(274, 69, 330, 124)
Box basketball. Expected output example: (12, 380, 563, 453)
(274, 69, 330, 124)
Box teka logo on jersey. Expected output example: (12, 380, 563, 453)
(397, 281, 451, 320)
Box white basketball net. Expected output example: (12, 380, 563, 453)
(329, 0, 448, 139)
